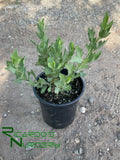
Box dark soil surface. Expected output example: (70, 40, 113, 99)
(36, 77, 83, 104)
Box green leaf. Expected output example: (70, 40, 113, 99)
(68, 42, 75, 56)
(97, 40, 106, 49)
(44, 67, 52, 75)
(70, 55, 82, 63)
(38, 78, 48, 85)
(48, 61, 56, 69)
(57, 63, 62, 69)
(88, 28, 95, 42)
(30, 70, 36, 79)
(30, 40, 37, 46)
(47, 77, 53, 82)
(14, 78, 22, 83)
(66, 77, 71, 83)
(79, 71, 86, 77)
(6, 61, 16, 73)
(101, 12, 109, 28)
(59, 73, 72, 84)
(93, 51, 102, 61)
(11, 49, 22, 67)
(99, 12, 113, 38)
(48, 86, 52, 92)
(55, 87, 60, 94)
(79, 64, 89, 69)
(76, 46, 84, 57)
(87, 28, 97, 51)
(41, 85, 47, 94)
(65, 63, 76, 75)
(27, 70, 36, 80)
(70, 44, 84, 64)
(47, 57, 56, 69)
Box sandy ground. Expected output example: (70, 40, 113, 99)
(0, 0, 120, 160)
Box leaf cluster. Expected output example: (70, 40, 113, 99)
(6, 12, 113, 94)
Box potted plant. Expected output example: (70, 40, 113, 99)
(6, 12, 113, 129)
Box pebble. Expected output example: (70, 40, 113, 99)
(65, 139, 69, 144)
(117, 86, 120, 90)
(88, 97, 94, 104)
(31, 111, 34, 114)
(98, 149, 103, 157)
(80, 107, 86, 113)
(8, 35, 11, 38)
(94, 122, 97, 126)
(26, 146, 34, 151)
(36, 109, 40, 112)
(88, 129, 92, 133)
(15, 137, 18, 141)
(74, 150, 79, 155)
(79, 148, 83, 155)
(7, 110, 10, 113)
(74, 137, 80, 143)
(0, 156, 3, 160)
(20, 93, 24, 96)
(116, 131, 120, 140)
(3, 113, 7, 118)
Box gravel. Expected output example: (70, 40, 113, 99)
(80, 107, 86, 113)
(3, 113, 7, 118)
(88, 97, 94, 104)
(74, 137, 80, 143)
(116, 131, 120, 140)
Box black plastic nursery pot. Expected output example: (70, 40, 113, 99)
(33, 69, 85, 129)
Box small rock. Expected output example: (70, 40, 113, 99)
(88, 129, 92, 133)
(104, 105, 109, 109)
(74, 150, 79, 155)
(74, 137, 80, 143)
(54, 132, 57, 137)
(3, 113, 7, 118)
(65, 139, 69, 144)
(80, 107, 86, 113)
(79, 148, 83, 155)
(0, 156, 4, 160)
(8, 35, 11, 38)
(88, 97, 94, 104)
(15, 137, 18, 141)
(31, 111, 34, 114)
(116, 131, 120, 140)
(117, 86, 120, 90)
(20, 93, 24, 96)
(26, 146, 34, 151)
(7, 110, 10, 113)
(115, 139, 118, 142)
(78, 155, 83, 159)
(98, 149, 103, 157)
(36, 109, 40, 112)
(72, 153, 75, 156)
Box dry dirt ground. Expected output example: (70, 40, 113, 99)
(0, 0, 120, 160)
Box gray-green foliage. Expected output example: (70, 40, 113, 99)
(6, 12, 113, 94)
